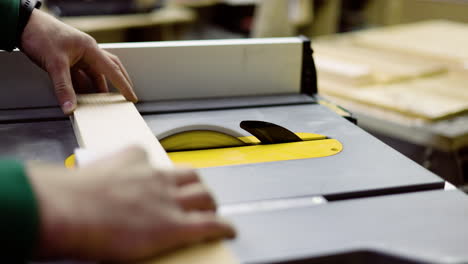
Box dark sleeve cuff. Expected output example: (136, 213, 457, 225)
(0, 160, 39, 261)
(0, 0, 20, 51)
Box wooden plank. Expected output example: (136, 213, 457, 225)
(318, 74, 468, 121)
(314, 55, 374, 85)
(313, 40, 446, 84)
(251, 0, 295, 37)
(314, 27, 467, 122)
(141, 242, 239, 264)
(72, 93, 239, 263)
(352, 20, 468, 66)
(73, 93, 172, 169)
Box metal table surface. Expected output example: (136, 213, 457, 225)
(0, 120, 77, 163)
(0, 102, 444, 203)
(227, 189, 468, 264)
(0, 98, 454, 264)
(144, 103, 444, 204)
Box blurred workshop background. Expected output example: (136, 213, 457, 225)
(46, 0, 467, 186)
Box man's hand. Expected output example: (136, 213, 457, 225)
(27, 146, 235, 262)
(20, 10, 137, 115)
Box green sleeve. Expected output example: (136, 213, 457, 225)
(0, 160, 39, 262)
(0, 0, 20, 51)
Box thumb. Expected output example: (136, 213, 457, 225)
(47, 60, 77, 115)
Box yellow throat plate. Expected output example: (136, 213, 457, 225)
(162, 132, 343, 168)
(65, 132, 343, 169)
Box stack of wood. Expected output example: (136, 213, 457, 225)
(314, 20, 468, 123)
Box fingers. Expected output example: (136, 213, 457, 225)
(71, 68, 93, 94)
(103, 50, 134, 88)
(157, 167, 215, 211)
(95, 74, 109, 93)
(46, 60, 77, 115)
(95, 145, 149, 168)
(150, 168, 213, 212)
(179, 213, 236, 244)
(95, 50, 137, 102)
(155, 167, 200, 190)
(172, 168, 201, 186)
(83, 46, 138, 103)
(176, 183, 217, 211)
(72, 67, 109, 95)
(84, 68, 109, 93)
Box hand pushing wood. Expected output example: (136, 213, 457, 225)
(27, 146, 235, 262)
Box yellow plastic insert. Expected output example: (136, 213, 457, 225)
(65, 132, 343, 169)
(168, 132, 342, 168)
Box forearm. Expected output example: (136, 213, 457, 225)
(0, 160, 39, 262)
(0, 0, 20, 51)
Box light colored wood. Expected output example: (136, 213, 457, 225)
(73, 93, 240, 263)
(313, 40, 446, 84)
(289, 0, 314, 27)
(251, 0, 295, 38)
(73, 93, 172, 168)
(352, 20, 468, 68)
(140, 241, 239, 264)
(250, 0, 340, 38)
(314, 55, 374, 86)
(319, 74, 468, 121)
(314, 20, 468, 121)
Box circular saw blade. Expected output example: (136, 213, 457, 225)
(160, 129, 247, 152)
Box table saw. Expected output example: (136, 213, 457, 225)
(1, 37, 468, 264)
